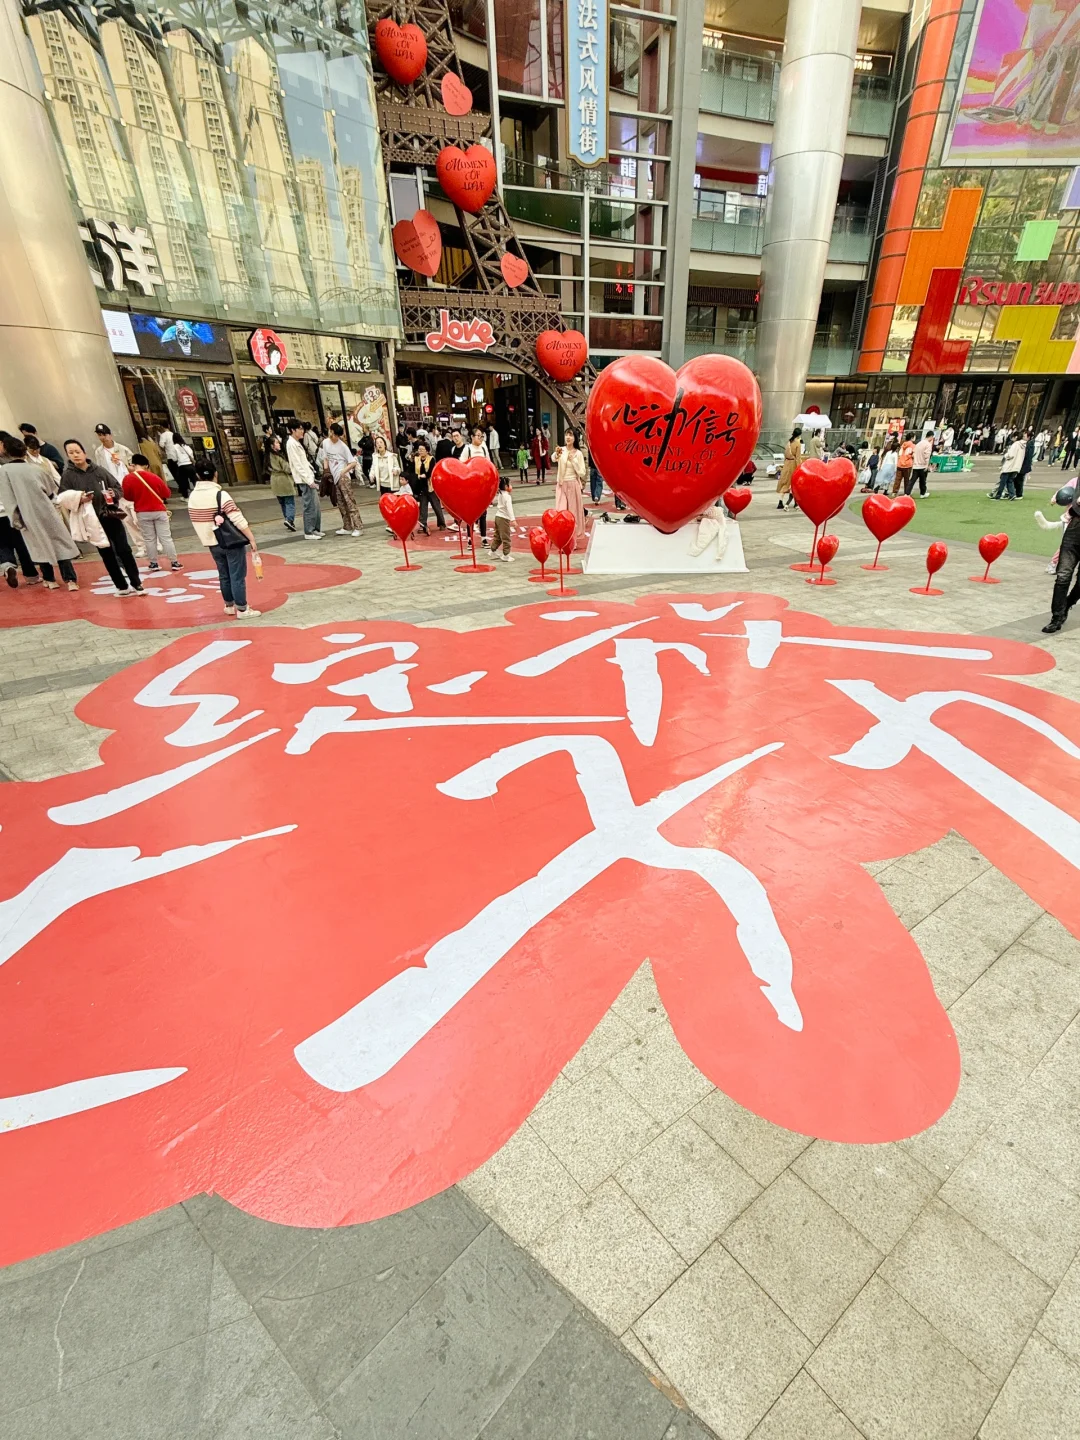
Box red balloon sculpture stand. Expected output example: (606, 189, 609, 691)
(861, 494, 916, 570)
(548, 550, 577, 598)
(789, 459, 857, 572)
(455, 528, 496, 574)
(379, 493, 422, 571)
(807, 533, 839, 586)
(725, 486, 752, 517)
(527, 526, 552, 584)
(432, 456, 499, 574)
(971, 533, 1008, 584)
(912, 541, 948, 596)
(542, 510, 578, 596)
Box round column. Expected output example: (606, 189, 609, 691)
(0, 0, 134, 447)
(756, 0, 861, 440)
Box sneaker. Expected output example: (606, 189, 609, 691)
(23, 575, 42, 586)
(1047, 562, 1058, 575)
(132, 586, 147, 594)
(43, 580, 59, 590)
(350, 529, 361, 537)
(304, 533, 323, 541)
(284, 519, 296, 532)
(4, 565, 16, 588)
(335, 528, 349, 536)
(67, 581, 79, 592)
(223, 604, 237, 616)
(171, 561, 183, 571)
(117, 587, 134, 596)
(504, 553, 515, 562)
(987, 493, 1001, 499)
(147, 561, 161, 572)
(1042, 621, 1063, 633)
(236, 607, 262, 618)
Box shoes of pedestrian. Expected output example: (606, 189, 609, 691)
(304, 533, 323, 540)
(132, 586, 147, 594)
(43, 580, 59, 590)
(223, 604, 237, 616)
(776, 501, 784, 509)
(171, 561, 183, 571)
(350, 529, 362, 537)
(24, 575, 42, 586)
(4, 566, 16, 588)
(987, 493, 999, 499)
(67, 581, 79, 592)
(236, 608, 262, 618)
(501, 553, 514, 562)
(117, 587, 134, 596)
(335, 528, 350, 535)
(284, 519, 296, 531)
(147, 562, 161, 572)
(1048, 562, 1058, 574)
(1042, 621, 1063, 633)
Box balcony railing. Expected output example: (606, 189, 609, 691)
(684, 329, 855, 377)
(808, 341, 855, 376)
(690, 199, 871, 262)
(700, 43, 895, 138)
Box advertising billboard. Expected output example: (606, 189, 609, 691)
(944, 0, 1080, 166)
(130, 315, 233, 363)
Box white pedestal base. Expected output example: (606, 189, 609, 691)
(582, 520, 748, 575)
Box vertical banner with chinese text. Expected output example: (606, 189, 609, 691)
(565, 0, 608, 168)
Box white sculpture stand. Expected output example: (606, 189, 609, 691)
(583, 518, 748, 575)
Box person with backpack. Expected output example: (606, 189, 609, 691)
(122, 453, 181, 572)
(186, 460, 261, 618)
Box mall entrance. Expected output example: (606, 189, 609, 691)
(393, 359, 565, 450)
(120, 366, 253, 487)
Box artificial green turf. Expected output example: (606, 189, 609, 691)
(848, 486, 1065, 557)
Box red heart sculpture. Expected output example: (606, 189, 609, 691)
(816, 533, 840, 566)
(536, 330, 588, 382)
(927, 541, 948, 575)
(725, 487, 752, 517)
(373, 20, 427, 86)
(501, 252, 529, 289)
(543, 508, 576, 554)
(379, 492, 419, 541)
(432, 456, 498, 525)
(392, 209, 442, 277)
(436, 144, 497, 213)
(585, 354, 761, 533)
(862, 494, 916, 543)
(790, 458, 858, 527)
(978, 533, 1009, 564)
(528, 527, 551, 563)
(441, 71, 473, 116)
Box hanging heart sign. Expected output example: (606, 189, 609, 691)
(536, 330, 588, 382)
(542, 508, 577, 555)
(724, 487, 752, 516)
(436, 144, 497, 213)
(373, 20, 427, 87)
(392, 209, 442, 277)
(790, 458, 858, 527)
(379, 492, 419, 541)
(861, 493, 916, 543)
(585, 353, 761, 533)
(441, 71, 473, 116)
(501, 251, 530, 289)
(432, 456, 498, 525)
(978, 533, 1009, 564)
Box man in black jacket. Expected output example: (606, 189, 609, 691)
(408, 440, 447, 534)
(1015, 429, 1035, 498)
(1043, 486, 1080, 633)
(433, 428, 460, 463)
(60, 439, 145, 594)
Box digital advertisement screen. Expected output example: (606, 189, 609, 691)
(130, 314, 233, 363)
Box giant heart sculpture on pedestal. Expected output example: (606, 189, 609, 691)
(585, 354, 761, 533)
(373, 20, 427, 86)
(436, 144, 497, 213)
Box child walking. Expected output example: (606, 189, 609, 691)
(494, 475, 515, 562)
(516, 441, 529, 485)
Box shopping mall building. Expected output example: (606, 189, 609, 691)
(3, 0, 1080, 472)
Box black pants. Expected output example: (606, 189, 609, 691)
(905, 468, 928, 496)
(1051, 526, 1080, 622)
(0, 517, 38, 577)
(415, 488, 445, 529)
(39, 559, 78, 584)
(99, 514, 142, 591)
(174, 465, 195, 498)
(1063, 449, 1078, 471)
(1015, 471, 1029, 498)
(467, 512, 487, 540)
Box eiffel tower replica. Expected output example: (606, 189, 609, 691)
(368, 0, 595, 425)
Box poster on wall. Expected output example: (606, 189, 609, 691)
(944, 0, 1080, 166)
(348, 383, 392, 441)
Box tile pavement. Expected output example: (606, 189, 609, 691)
(3, 475, 1080, 1437)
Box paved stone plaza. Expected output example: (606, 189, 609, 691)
(1, 463, 1079, 1440)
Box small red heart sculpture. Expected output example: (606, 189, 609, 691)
(379, 492, 419, 541)
(790, 458, 858, 527)
(436, 144, 497, 213)
(501, 252, 530, 289)
(542, 508, 576, 554)
(978, 533, 1009, 564)
(536, 329, 588, 382)
(432, 455, 498, 525)
(585, 354, 761, 533)
(528, 527, 551, 564)
(373, 20, 427, 87)
(816, 533, 840, 565)
(392, 209, 442, 277)
(441, 71, 473, 116)
(927, 541, 948, 575)
(724, 487, 752, 517)
(861, 494, 916, 543)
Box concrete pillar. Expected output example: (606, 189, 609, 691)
(0, 0, 133, 447)
(756, 0, 860, 439)
(662, 0, 705, 371)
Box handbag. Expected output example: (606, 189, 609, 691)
(213, 489, 249, 548)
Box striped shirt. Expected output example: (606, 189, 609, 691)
(187, 480, 248, 548)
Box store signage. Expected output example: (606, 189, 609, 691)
(958, 276, 1080, 306)
(424, 309, 496, 354)
(101, 309, 139, 355)
(79, 217, 163, 296)
(325, 352, 374, 373)
(249, 327, 289, 375)
(566, 0, 608, 167)
(177, 388, 200, 415)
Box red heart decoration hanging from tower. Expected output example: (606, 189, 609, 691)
(379, 492, 419, 541)
(441, 72, 473, 115)
(724, 487, 752, 516)
(861, 493, 916, 543)
(585, 354, 761, 532)
(501, 252, 530, 289)
(790, 458, 858, 527)
(373, 20, 428, 87)
(432, 456, 499, 525)
(978, 533, 1009, 564)
(392, 209, 442, 277)
(542, 508, 576, 554)
(436, 144, 497, 213)
(536, 330, 588, 382)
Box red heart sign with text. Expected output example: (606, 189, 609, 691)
(790, 458, 857, 527)
(392, 209, 442, 277)
(542, 508, 576, 554)
(536, 329, 588, 382)
(441, 71, 473, 116)
(585, 354, 761, 532)
(436, 144, 497, 213)
(978, 533, 1009, 564)
(379, 492, 420, 541)
(501, 252, 530, 289)
(861, 494, 916, 543)
(432, 456, 499, 525)
(373, 20, 428, 86)
(725, 487, 752, 516)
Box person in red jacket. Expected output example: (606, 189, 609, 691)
(122, 453, 181, 572)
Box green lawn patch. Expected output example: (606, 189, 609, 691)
(848, 486, 1064, 557)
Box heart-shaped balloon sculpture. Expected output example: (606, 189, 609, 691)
(432, 456, 498, 525)
(373, 20, 427, 86)
(724, 487, 752, 517)
(379, 492, 419, 541)
(436, 144, 497, 213)
(585, 354, 761, 533)
(927, 540, 948, 575)
(978, 533, 1009, 564)
(542, 508, 577, 554)
(816, 533, 840, 565)
(392, 209, 442, 277)
(441, 71, 473, 116)
(528, 527, 551, 563)
(861, 493, 916, 543)
(501, 251, 529, 289)
(790, 458, 858, 527)
(536, 330, 588, 382)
